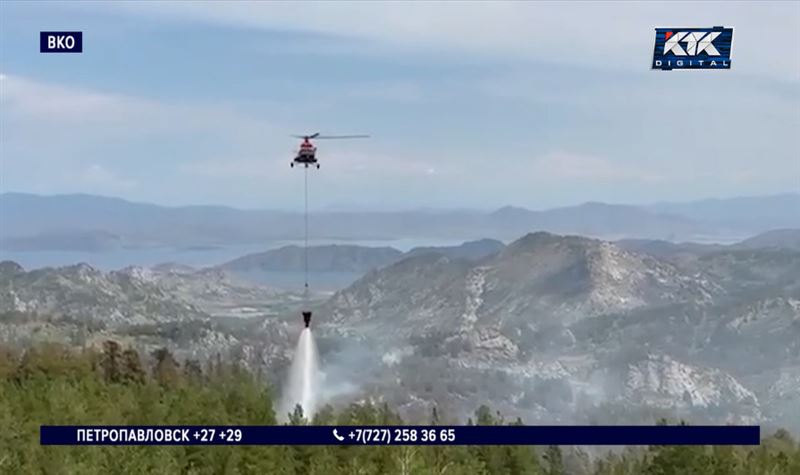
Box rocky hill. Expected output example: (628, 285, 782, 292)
(319, 232, 800, 429)
(405, 238, 505, 261)
(219, 244, 403, 273)
(218, 239, 505, 276)
(734, 229, 800, 251)
(0, 262, 302, 380)
(326, 233, 719, 334)
(0, 261, 206, 327)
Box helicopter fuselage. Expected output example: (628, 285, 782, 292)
(291, 140, 319, 168)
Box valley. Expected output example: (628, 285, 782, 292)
(2, 229, 798, 431)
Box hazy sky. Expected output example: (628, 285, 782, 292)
(1, 1, 798, 210)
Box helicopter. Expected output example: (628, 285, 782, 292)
(290, 132, 369, 168)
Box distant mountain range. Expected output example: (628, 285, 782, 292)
(0, 229, 124, 252)
(649, 194, 800, 232)
(616, 229, 800, 260)
(221, 231, 797, 282)
(2, 192, 798, 250)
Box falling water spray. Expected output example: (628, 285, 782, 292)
(279, 328, 320, 420)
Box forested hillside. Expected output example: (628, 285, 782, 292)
(0, 342, 798, 474)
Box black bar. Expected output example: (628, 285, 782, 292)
(40, 425, 761, 446)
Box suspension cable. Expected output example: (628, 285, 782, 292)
(304, 165, 309, 301)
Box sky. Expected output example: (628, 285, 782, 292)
(0, 1, 798, 211)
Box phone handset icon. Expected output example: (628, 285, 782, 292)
(332, 429, 345, 441)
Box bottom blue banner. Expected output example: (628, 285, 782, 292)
(40, 425, 760, 446)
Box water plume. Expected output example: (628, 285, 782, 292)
(279, 328, 320, 420)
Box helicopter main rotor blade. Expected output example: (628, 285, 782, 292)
(315, 134, 370, 140)
(290, 132, 322, 139)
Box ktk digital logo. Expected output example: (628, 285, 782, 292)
(652, 27, 733, 70)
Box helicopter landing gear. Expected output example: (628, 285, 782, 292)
(290, 162, 294, 168)
(316, 164, 320, 169)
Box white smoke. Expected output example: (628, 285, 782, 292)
(278, 328, 320, 421)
